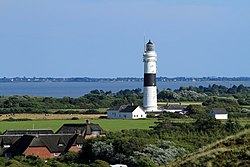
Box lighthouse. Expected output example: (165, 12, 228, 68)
(143, 40, 158, 112)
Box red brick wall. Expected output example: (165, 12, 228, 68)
(24, 147, 54, 159)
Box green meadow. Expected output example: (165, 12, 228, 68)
(0, 119, 157, 133)
(0, 118, 249, 133)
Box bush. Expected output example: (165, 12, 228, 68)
(89, 160, 110, 167)
(71, 117, 79, 120)
(2, 117, 32, 121)
(147, 114, 156, 118)
(85, 109, 100, 114)
(136, 157, 157, 167)
(61, 151, 78, 163)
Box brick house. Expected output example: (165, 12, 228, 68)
(0, 135, 22, 153)
(3, 134, 83, 158)
(0, 122, 106, 158)
(56, 122, 106, 139)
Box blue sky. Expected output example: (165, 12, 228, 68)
(0, 0, 249, 78)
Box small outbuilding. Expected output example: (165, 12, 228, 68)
(107, 105, 146, 119)
(163, 104, 187, 114)
(210, 108, 228, 120)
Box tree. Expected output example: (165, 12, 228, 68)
(91, 141, 114, 162)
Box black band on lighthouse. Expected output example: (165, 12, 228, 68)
(144, 74, 156, 86)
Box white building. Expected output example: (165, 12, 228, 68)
(107, 105, 146, 119)
(110, 164, 127, 167)
(210, 108, 228, 120)
(163, 104, 187, 114)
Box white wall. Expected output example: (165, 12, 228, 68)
(143, 87, 157, 111)
(215, 114, 228, 120)
(107, 107, 146, 119)
(164, 109, 183, 113)
(131, 107, 147, 119)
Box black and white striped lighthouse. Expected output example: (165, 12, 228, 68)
(143, 40, 158, 112)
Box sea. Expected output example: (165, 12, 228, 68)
(0, 81, 250, 98)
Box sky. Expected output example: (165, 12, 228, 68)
(0, 0, 249, 78)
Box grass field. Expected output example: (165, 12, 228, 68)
(0, 118, 249, 133)
(0, 119, 157, 133)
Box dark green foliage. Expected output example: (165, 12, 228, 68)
(2, 117, 32, 121)
(146, 113, 156, 118)
(61, 151, 78, 164)
(0, 85, 249, 116)
(77, 115, 243, 166)
(193, 116, 223, 134)
(85, 109, 101, 114)
(24, 155, 46, 167)
(185, 105, 209, 119)
(152, 115, 244, 151)
(158, 85, 250, 108)
(224, 119, 242, 133)
(0, 89, 143, 114)
(135, 157, 157, 167)
(89, 160, 110, 167)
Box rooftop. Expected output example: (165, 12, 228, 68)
(211, 108, 228, 114)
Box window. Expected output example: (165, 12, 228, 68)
(92, 130, 100, 135)
(3, 144, 10, 148)
(53, 153, 61, 157)
(58, 143, 65, 147)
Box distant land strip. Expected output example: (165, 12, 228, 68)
(0, 77, 250, 83)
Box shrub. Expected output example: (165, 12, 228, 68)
(61, 151, 78, 163)
(89, 160, 110, 167)
(147, 114, 156, 118)
(85, 109, 100, 114)
(2, 118, 32, 121)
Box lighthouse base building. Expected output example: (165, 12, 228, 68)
(107, 40, 163, 119)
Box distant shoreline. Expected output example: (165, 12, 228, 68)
(1, 77, 250, 83)
(1, 80, 250, 97)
